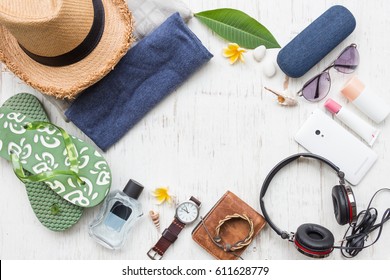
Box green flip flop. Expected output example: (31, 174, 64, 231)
(1, 93, 83, 231)
(0, 94, 112, 208)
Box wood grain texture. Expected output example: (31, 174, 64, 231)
(0, 0, 389, 260)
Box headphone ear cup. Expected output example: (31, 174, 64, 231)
(332, 185, 350, 225)
(294, 223, 334, 258)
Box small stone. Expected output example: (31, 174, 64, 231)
(264, 61, 276, 78)
(253, 45, 266, 62)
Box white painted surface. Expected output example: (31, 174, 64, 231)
(0, 0, 389, 260)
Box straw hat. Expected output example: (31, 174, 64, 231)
(0, 0, 134, 99)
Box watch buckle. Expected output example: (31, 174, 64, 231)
(147, 248, 163, 260)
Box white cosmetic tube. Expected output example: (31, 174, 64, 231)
(325, 98, 380, 146)
(341, 76, 390, 123)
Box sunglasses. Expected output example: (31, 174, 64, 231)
(297, 44, 359, 102)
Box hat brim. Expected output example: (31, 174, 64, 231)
(0, 0, 134, 99)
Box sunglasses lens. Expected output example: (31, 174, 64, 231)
(334, 45, 359, 74)
(301, 72, 331, 102)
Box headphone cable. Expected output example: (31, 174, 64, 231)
(334, 188, 390, 258)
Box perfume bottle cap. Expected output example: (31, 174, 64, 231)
(123, 179, 144, 199)
(341, 75, 365, 101)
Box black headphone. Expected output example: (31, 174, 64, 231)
(259, 153, 357, 258)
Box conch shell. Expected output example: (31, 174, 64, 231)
(264, 87, 298, 106)
(149, 210, 160, 231)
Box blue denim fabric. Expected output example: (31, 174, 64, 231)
(65, 13, 213, 151)
(277, 5, 356, 78)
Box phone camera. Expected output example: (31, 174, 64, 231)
(315, 130, 321, 135)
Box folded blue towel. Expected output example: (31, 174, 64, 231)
(65, 13, 213, 151)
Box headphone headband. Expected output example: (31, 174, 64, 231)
(259, 153, 343, 239)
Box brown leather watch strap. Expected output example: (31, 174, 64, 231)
(147, 218, 185, 260)
(190, 196, 201, 206)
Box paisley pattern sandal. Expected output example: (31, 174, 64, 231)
(1, 93, 83, 231)
(0, 95, 112, 208)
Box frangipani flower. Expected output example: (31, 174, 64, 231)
(151, 187, 175, 205)
(223, 43, 247, 64)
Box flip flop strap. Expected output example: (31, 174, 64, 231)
(10, 121, 85, 185)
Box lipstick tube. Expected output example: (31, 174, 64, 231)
(324, 98, 380, 146)
(341, 76, 390, 123)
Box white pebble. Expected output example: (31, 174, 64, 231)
(253, 45, 266, 62)
(264, 61, 276, 78)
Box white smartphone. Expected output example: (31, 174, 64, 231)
(294, 109, 377, 185)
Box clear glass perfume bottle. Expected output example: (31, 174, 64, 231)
(89, 179, 144, 250)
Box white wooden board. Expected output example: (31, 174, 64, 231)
(0, 0, 389, 260)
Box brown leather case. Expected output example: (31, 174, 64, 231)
(192, 191, 266, 260)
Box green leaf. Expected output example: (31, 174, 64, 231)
(195, 8, 280, 49)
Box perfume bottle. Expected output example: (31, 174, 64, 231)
(89, 179, 144, 250)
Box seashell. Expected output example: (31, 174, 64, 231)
(149, 210, 160, 231)
(263, 61, 276, 78)
(264, 87, 298, 106)
(253, 45, 266, 62)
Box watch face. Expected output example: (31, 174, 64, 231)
(176, 201, 199, 224)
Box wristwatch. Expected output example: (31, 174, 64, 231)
(147, 196, 201, 260)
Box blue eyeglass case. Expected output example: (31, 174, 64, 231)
(277, 5, 356, 78)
